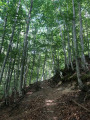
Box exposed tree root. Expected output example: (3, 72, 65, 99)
(71, 99, 90, 112)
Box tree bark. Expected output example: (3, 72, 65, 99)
(42, 50, 47, 81)
(78, 1, 87, 70)
(29, 50, 36, 84)
(72, 0, 83, 88)
(20, 0, 33, 92)
(36, 54, 41, 82)
(60, 26, 68, 69)
(4, 57, 12, 105)
(66, 25, 74, 70)
(86, 20, 90, 58)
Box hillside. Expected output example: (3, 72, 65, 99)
(0, 77, 90, 120)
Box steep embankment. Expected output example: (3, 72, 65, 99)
(0, 80, 90, 120)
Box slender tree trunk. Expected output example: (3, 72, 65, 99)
(23, 42, 29, 89)
(15, 27, 21, 92)
(29, 28, 37, 84)
(5, 57, 12, 105)
(0, 15, 8, 54)
(23, 40, 28, 90)
(29, 50, 35, 84)
(8, 58, 15, 94)
(72, 0, 83, 88)
(12, 27, 21, 100)
(55, 49, 60, 71)
(66, 25, 74, 70)
(52, 52, 56, 74)
(52, 48, 57, 74)
(17, 51, 20, 91)
(3, 66, 9, 100)
(4, 57, 15, 105)
(0, 0, 9, 54)
(20, 0, 33, 92)
(86, 21, 90, 58)
(42, 51, 47, 81)
(51, 35, 56, 74)
(13, 69, 17, 102)
(36, 54, 41, 82)
(78, 1, 87, 70)
(71, 26, 75, 62)
(66, 4, 71, 68)
(0, 0, 21, 84)
(23, 64, 28, 88)
(60, 26, 68, 69)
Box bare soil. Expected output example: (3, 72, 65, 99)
(0, 80, 90, 120)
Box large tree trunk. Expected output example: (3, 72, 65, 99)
(72, 0, 83, 88)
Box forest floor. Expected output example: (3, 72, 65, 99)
(0, 79, 90, 120)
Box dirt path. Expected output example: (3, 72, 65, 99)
(0, 81, 90, 120)
(39, 81, 75, 120)
(40, 82, 59, 120)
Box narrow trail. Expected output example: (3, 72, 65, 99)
(40, 81, 59, 120)
(0, 80, 90, 120)
(39, 81, 75, 120)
